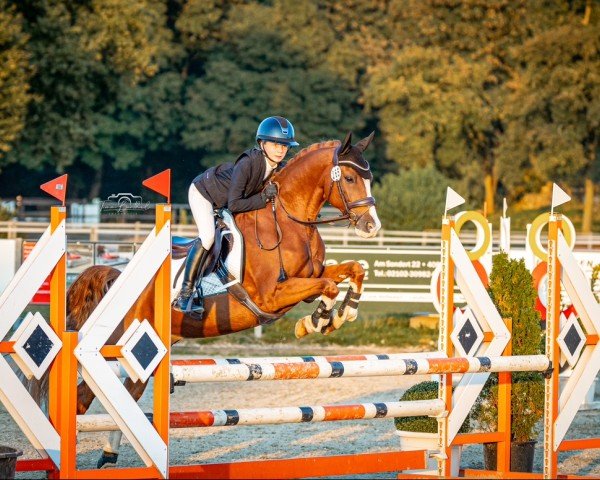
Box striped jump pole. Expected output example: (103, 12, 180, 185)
(77, 399, 444, 432)
(103, 348, 447, 380)
(171, 350, 446, 366)
(171, 355, 550, 384)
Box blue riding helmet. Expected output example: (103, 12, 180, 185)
(256, 116, 299, 147)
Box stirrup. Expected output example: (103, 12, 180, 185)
(190, 285, 205, 314)
(173, 286, 195, 313)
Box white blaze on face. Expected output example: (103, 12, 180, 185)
(354, 179, 381, 238)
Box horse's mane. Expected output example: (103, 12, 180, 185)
(284, 140, 341, 169)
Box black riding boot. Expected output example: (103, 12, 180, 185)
(174, 243, 209, 314)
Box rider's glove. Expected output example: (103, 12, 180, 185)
(261, 183, 278, 203)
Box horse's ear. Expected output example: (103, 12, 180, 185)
(355, 131, 375, 152)
(340, 132, 352, 154)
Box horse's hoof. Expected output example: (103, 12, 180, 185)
(294, 319, 308, 338)
(97, 451, 118, 468)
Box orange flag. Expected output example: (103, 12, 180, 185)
(40, 174, 68, 205)
(143, 169, 171, 203)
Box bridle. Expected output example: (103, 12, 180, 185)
(278, 147, 376, 226)
(255, 146, 376, 282)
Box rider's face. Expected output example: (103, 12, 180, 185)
(262, 141, 289, 164)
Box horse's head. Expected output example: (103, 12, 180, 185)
(329, 132, 382, 238)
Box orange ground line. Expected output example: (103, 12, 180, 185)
(169, 451, 426, 479)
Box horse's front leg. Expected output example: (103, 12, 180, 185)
(319, 261, 365, 334)
(261, 277, 340, 338)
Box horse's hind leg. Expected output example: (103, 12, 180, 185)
(97, 377, 149, 468)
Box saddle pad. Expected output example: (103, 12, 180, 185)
(198, 209, 244, 297)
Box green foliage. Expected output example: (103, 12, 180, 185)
(364, 1, 533, 207)
(0, 1, 33, 156)
(1, 0, 172, 193)
(0, 203, 13, 220)
(489, 253, 542, 355)
(472, 252, 544, 442)
(497, 1, 600, 210)
(0, 0, 598, 211)
(372, 168, 452, 230)
(261, 311, 437, 349)
(180, 0, 363, 168)
(189, 309, 438, 350)
(394, 381, 470, 433)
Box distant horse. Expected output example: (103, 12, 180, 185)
(65, 132, 381, 465)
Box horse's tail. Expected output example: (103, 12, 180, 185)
(25, 266, 121, 408)
(66, 265, 121, 331)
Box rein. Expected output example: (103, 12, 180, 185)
(255, 195, 287, 282)
(254, 146, 376, 282)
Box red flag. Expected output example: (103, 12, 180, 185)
(143, 169, 171, 203)
(40, 174, 68, 205)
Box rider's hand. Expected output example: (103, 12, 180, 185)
(261, 183, 278, 203)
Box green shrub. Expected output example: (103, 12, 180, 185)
(394, 380, 470, 433)
(472, 252, 544, 443)
(372, 167, 452, 230)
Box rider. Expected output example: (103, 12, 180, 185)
(174, 116, 299, 314)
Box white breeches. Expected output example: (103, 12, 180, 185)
(188, 184, 216, 250)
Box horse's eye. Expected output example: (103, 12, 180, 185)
(344, 176, 355, 183)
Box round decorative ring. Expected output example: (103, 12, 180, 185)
(454, 211, 491, 260)
(532, 261, 576, 320)
(527, 213, 576, 261)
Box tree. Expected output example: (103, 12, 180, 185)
(179, 0, 363, 168)
(80, 71, 186, 199)
(0, 1, 33, 157)
(372, 167, 452, 230)
(2, 0, 172, 196)
(502, 1, 600, 232)
(364, 0, 532, 212)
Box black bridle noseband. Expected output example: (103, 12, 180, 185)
(280, 147, 376, 226)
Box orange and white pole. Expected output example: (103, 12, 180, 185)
(152, 203, 172, 467)
(438, 216, 455, 477)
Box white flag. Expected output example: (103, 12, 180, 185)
(503, 197, 508, 218)
(444, 187, 465, 213)
(551, 183, 571, 211)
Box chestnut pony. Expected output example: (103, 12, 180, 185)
(65, 132, 381, 463)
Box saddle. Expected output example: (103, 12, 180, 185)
(171, 209, 281, 324)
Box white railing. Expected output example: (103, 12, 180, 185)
(2, 220, 600, 250)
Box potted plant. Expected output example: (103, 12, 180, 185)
(472, 252, 544, 473)
(394, 380, 469, 476)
